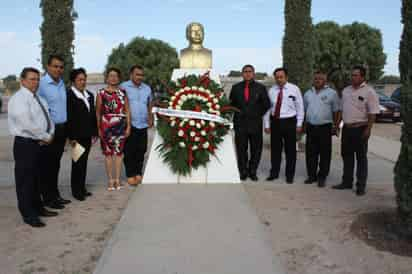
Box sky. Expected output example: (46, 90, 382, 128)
(0, 0, 403, 78)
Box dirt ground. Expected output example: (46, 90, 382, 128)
(0, 185, 133, 274)
(246, 183, 412, 274)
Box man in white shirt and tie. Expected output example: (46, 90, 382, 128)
(264, 67, 304, 183)
(8, 67, 58, 227)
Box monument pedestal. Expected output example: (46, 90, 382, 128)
(142, 69, 240, 184)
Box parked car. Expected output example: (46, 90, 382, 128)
(377, 92, 401, 122)
(391, 87, 401, 104)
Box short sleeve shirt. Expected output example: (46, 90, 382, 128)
(303, 86, 340, 125)
(120, 80, 152, 129)
(341, 83, 380, 124)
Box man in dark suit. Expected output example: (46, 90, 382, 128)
(229, 65, 271, 181)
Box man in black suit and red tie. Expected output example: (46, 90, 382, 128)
(229, 65, 271, 181)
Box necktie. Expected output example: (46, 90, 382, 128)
(34, 94, 51, 133)
(273, 86, 283, 119)
(244, 81, 250, 102)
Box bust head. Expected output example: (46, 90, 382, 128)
(186, 22, 204, 45)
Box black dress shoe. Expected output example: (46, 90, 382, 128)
(286, 178, 294, 184)
(240, 174, 248, 181)
(45, 200, 65, 209)
(84, 191, 92, 197)
(57, 197, 71, 204)
(266, 174, 279, 181)
(356, 188, 366, 196)
(249, 174, 258, 181)
(73, 195, 86, 201)
(24, 219, 46, 227)
(317, 178, 326, 188)
(304, 177, 317, 184)
(332, 183, 353, 190)
(38, 208, 58, 217)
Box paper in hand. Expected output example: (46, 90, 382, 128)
(72, 141, 85, 162)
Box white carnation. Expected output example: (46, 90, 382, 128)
(206, 102, 212, 107)
(200, 120, 206, 126)
(202, 142, 210, 149)
(189, 120, 195, 126)
(179, 142, 186, 148)
(209, 122, 215, 128)
(178, 130, 184, 137)
(195, 137, 200, 142)
(196, 123, 201, 129)
(215, 104, 220, 110)
(184, 86, 191, 91)
(192, 145, 198, 150)
(190, 131, 196, 137)
(213, 98, 219, 104)
(199, 87, 205, 92)
(170, 121, 176, 127)
(201, 130, 206, 136)
(192, 86, 198, 90)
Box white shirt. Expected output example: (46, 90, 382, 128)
(8, 87, 55, 141)
(264, 82, 305, 128)
(71, 86, 90, 111)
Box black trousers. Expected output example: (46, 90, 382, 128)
(234, 129, 263, 176)
(39, 124, 66, 203)
(305, 123, 332, 180)
(13, 137, 43, 221)
(71, 138, 91, 198)
(124, 127, 148, 178)
(270, 117, 297, 180)
(341, 126, 368, 189)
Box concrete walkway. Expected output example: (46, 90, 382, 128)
(94, 184, 283, 274)
(368, 135, 401, 163)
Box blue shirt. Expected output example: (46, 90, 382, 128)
(303, 86, 341, 125)
(38, 73, 67, 124)
(120, 80, 152, 129)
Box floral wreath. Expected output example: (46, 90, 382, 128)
(154, 72, 237, 176)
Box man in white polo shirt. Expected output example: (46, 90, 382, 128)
(333, 66, 380, 196)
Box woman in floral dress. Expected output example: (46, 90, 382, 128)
(96, 68, 131, 190)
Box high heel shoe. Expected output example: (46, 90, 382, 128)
(107, 179, 115, 191)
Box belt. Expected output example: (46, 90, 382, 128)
(344, 122, 368, 128)
(307, 123, 332, 128)
(15, 136, 40, 144)
(272, 116, 296, 121)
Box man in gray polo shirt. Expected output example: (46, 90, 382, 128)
(333, 66, 379, 196)
(304, 71, 341, 187)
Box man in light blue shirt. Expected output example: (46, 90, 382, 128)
(120, 65, 153, 185)
(303, 71, 341, 187)
(37, 55, 71, 209)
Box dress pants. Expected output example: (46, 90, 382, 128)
(234, 129, 263, 176)
(124, 127, 148, 178)
(270, 117, 297, 181)
(13, 137, 43, 222)
(39, 123, 66, 203)
(305, 123, 332, 180)
(341, 126, 368, 189)
(71, 138, 91, 198)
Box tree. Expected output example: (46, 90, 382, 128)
(283, 0, 314, 92)
(313, 21, 386, 91)
(40, 0, 77, 83)
(106, 37, 179, 89)
(394, 0, 412, 234)
(3, 75, 20, 94)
